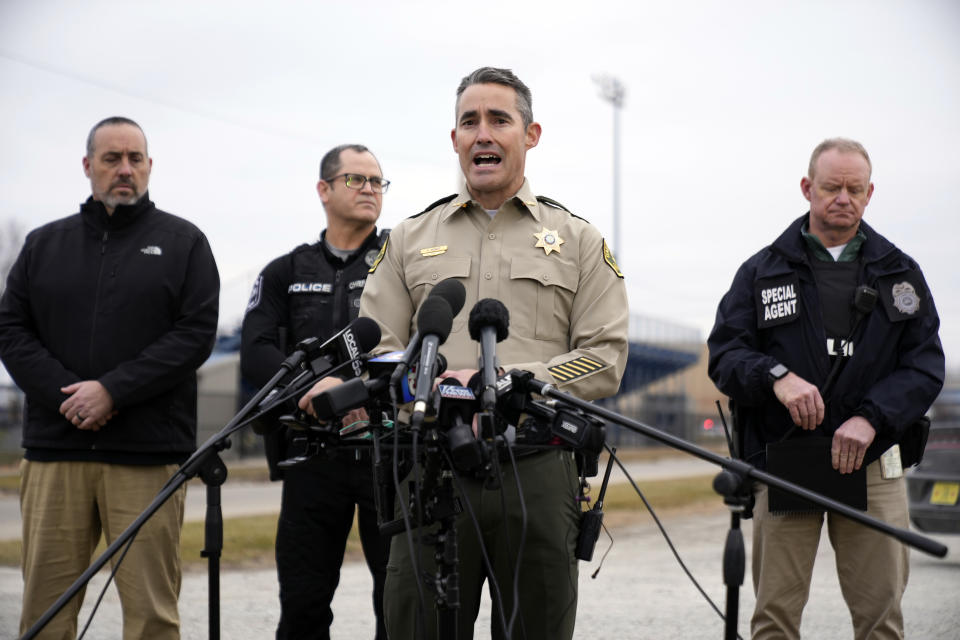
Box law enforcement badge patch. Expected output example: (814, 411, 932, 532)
(548, 356, 605, 383)
(877, 274, 926, 322)
(602, 240, 624, 279)
(369, 237, 388, 273)
(534, 227, 564, 256)
(891, 282, 920, 315)
(365, 249, 380, 268)
(755, 274, 801, 328)
(245, 275, 263, 313)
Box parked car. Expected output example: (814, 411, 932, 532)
(907, 419, 960, 534)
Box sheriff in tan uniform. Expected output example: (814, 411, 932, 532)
(357, 67, 627, 640)
(362, 178, 627, 399)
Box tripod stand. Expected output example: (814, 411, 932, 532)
(20, 351, 310, 640)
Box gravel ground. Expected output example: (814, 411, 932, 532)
(2, 503, 958, 639)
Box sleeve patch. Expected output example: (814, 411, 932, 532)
(244, 274, 263, 314)
(548, 356, 606, 383)
(755, 274, 801, 328)
(369, 237, 388, 273)
(602, 240, 624, 279)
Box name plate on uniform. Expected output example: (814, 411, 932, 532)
(766, 437, 867, 513)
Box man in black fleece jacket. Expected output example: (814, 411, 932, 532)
(0, 116, 220, 639)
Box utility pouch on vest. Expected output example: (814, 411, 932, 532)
(899, 416, 931, 468)
(766, 437, 867, 514)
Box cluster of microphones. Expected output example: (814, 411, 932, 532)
(247, 279, 605, 476)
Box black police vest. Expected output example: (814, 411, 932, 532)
(809, 255, 860, 360)
(285, 232, 387, 349)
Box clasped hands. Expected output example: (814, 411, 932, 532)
(773, 372, 875, 474)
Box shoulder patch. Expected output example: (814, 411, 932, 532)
(602, 240, 624, 279)
(536, 195, 570, 212)
(369, 236, 388, 274)
(548, 356, 607, 384)
(412, 194, 458, 218)
(245, 274, 263, 314)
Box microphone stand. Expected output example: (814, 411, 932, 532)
(506, 370, 949, 640)
(21, 351, 310, 640)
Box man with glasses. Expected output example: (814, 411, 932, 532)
(241, 144, 391, 639)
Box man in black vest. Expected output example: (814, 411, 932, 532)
(241, 144, 391, 639)
(708, 138, 944, 640)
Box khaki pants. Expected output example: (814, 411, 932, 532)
(19, 460, 186, 640)
(751, 460, 909, 640)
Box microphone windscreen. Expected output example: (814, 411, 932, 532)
(467, 298, 510, 343)
(416, 296, 454, 344)
(351, 316, 382, 352)
(430, 278, 467, 317)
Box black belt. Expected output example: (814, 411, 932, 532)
(326, 447, 373, 464)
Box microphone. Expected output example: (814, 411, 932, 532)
(251, 317, 381, 433)
(410, 296, 454, 428)
(297, 315, 381, 382)
(467, 298, 510, 412)
(390, 278, 466, 389)
(310, 350, 450, 421)
(435, 379, 485, 472)
(367, 350, 448, 404)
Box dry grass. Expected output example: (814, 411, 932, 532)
(0, 470, 722, 570)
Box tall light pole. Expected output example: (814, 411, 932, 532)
(593, 75, 626, 262)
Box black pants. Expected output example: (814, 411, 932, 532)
(275, 453, 390, 640)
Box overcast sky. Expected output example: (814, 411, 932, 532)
(1, 0, 958, 374)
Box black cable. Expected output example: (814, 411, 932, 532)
(388, 388, 427, 639)
(76, 522, 138, 639)
(610, 450, 745, 640)
(492, 438, 528, 640)
(438, 447, 512, 638)
(410, 427, 430, 640)
(589, 520, 615, 579)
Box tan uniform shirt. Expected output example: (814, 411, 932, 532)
(360, 179, 628, 401)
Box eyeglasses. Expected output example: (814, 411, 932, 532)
(325, 173, 391, 194)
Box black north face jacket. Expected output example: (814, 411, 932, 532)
(0, 194, 220, 461)
(707, 214, 944, 469)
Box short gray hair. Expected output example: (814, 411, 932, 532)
(455, 67, 534, 129)
(808, 137, 872, 179)
(86, 116, 146, 157)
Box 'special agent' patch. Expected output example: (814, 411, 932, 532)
(755, 274, 801, 328)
